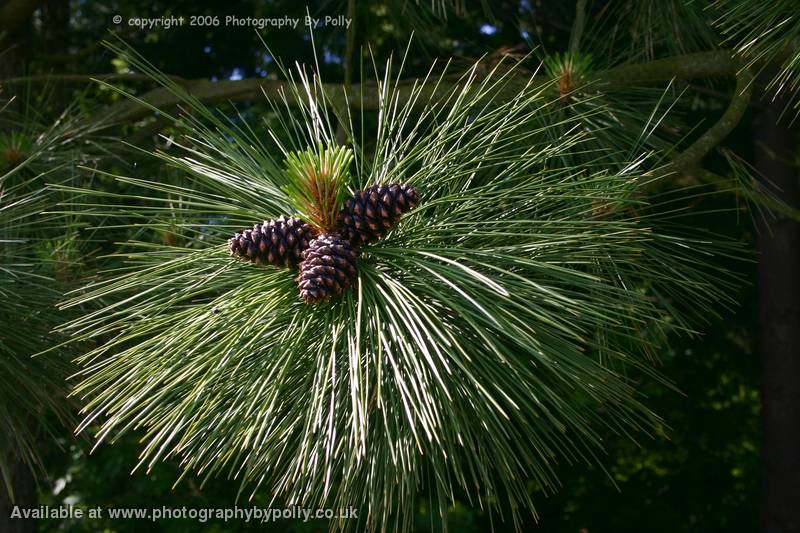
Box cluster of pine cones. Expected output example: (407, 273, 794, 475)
(228, 184, 419, 304)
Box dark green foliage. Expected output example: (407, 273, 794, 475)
(0, 105, 84, 498)
(3, 1, 794, 531)
(713, 0, 800, 120)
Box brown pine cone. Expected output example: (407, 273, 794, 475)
(228, 215, 316, 268)
(337, 183, 419, 246)
(296, 233, 359, 304)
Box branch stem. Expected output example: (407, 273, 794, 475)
(672, 68, 753, 173)
(79, 50, 743, 126)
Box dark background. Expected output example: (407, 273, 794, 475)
(0, 1, 775, 531)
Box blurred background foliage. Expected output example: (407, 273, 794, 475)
(1, 0, 787, 531)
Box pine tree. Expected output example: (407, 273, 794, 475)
(55, 44, 731, 531)
(51, 3, 800, 529)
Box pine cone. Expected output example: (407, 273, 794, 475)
(297, 233, 359, 304)
(228, 216, 316, 268)
(337, 183, 419, 246)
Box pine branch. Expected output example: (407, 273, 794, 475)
(592, 51, 738, 87)
(8, 50, 737, 127)
(695, 167, 800, 221)
(56, 50, 746, 530)
(671, 68, 753, 173)
(89, 78, 426, 125)
(2, 73, 189, 86)
(2, 50, 762, 137)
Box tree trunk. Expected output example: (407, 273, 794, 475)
(0, 450, 37, 533)
(754, 82, 800, 533)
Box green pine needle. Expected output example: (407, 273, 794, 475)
(54, 41, 742, 531)
(282, 143, 354, 231)
(713, 0, 800, 121)
(0, 100, 89, 500)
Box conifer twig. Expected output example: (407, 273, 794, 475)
(671, 68, 753, 173)
(81, 50, 741, 125)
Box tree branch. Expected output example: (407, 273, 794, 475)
(696, 167, 800, 221)
(88, 78, 435, 125)
(640, 66, 754, 194)
(1, 73, 188, 86)
(593, 51, 737, 88)
(84, 50, 743, 126)
(672, 68, 753, 173)
(7, 49, 751, 171)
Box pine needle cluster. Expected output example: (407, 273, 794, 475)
(0, 100, 90, 498)
(56, 42, 741, 530)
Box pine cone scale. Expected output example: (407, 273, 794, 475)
(337, 183, 419, 246)
(297, 233, 358, 304)
(228, 215, 316, 268)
